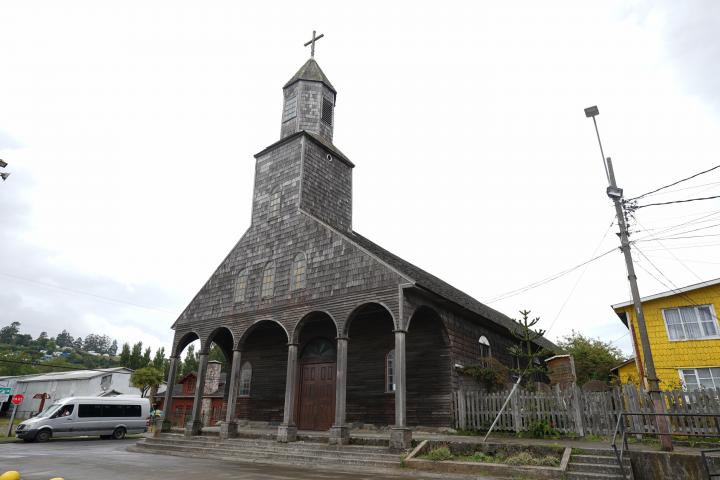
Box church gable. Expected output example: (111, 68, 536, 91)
(174, 213, 410, 327)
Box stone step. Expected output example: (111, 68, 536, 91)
(145, 436, 392, 455)
(571, 454, 631, 466)
(132, 442, 401, 468)
(141, 439, 399, 461)
(565, 472, 626, 480)
(568, 462, 624, 475)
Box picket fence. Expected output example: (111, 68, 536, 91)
(453, 384, 720, 437)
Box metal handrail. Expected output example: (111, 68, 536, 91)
(610, 412, 720, 480)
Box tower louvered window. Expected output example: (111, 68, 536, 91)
(261, 261, 275, 298)
(321, 97, 333, 125)
(290, 253, 307, 291)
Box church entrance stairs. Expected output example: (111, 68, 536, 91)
(130, 433, 402, 470)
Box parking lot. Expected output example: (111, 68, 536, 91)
(0, 437, 447, 480)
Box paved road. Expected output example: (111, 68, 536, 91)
(0, 437, 474, 480)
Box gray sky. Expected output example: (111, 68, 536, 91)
(1, 0, 719, 356)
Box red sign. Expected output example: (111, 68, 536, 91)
(11, 394, 24, 405)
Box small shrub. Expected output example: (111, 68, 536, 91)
(423, 445, 454, 461)
(460, 358, 510, 392)
(523, 419, 560, 439)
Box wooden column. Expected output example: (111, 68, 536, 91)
(220, 349, 242, 439)
(185, 352, 208, 437)
(390, 329, 412, 451)
(277, 343, 298, 442)
(329, 336, 349, 445)
(157, 355, 179, 435)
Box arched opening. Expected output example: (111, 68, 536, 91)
(202, 327, 234, 426)
(294, 311, 337, 431)
(406, 306, 451, 427)
(236, 321, 288, 423)
(166, 331, 201, 429)
(346, 303, 395, 426)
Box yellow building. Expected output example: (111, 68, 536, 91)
(611, 278, 720, 391)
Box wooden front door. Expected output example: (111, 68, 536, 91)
(297, 362, 336, 431)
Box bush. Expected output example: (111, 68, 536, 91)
(523, 419, 560, 439)
(460, 357, 510, 392)
(423, 446, 454, 461)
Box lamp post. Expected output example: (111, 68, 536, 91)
(584, 106, 673, 451)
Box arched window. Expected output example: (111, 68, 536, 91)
(261, 261, 275, 299)
(479, 336, 491, 358)
(239, 362, 252, 396)
(290, 253, 307, 291)
(234, 269, 248, 303)
(386, 349, 396, 393)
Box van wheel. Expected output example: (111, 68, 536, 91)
(112, 427, 126, 440)
(36, 429, 52, 442)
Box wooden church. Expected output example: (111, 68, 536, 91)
(159, 40, 556, 449)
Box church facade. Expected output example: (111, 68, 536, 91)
(159, 55, 556, 449)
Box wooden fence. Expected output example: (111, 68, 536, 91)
(453, 384, 720, 437)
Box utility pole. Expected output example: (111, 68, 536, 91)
(584, 106, 673, 451)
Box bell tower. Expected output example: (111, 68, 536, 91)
(280, 32, 337, 144)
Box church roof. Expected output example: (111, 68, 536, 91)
(344, 230, 559, 353)
(284, 58, 336, 93)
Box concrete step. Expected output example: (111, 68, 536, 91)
(144, 436, 392, 456)
(141, 439, 399, 461)
(571, 454, 630, 466)
(132, 442, 401, 468)
(568, 462, 624, 475)
(565, 473, 626, 480)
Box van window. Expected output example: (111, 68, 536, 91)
(78, 404, 142, 418)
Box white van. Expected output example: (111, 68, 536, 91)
(15, 396, 150, 442)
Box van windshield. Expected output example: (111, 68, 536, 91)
(35, 403, 63, 419)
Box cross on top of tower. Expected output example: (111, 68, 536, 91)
(303, 30, 324, 58)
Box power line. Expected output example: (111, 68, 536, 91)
(543, 218, 616, 335)
(632, 245, 706, 309)
(0, 358, 134, 375)
(631, 217, 703, 282)
(0, 271, 175, 315)
(484, 247, 617, 304)
(628, 164, 720, 201)
(632, 195, 720, 210)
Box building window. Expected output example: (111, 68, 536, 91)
(680, 367, 720, 391)
(261, 262, 275, 298)
(234, 269, 248, 303)
(386, 349, 396, 393)
(239, 362, 252, 396)
(321, 97, 333, 125)
(268, 191, 281, 219)
(478, 336, 491, 359)
(185, 377, 196, 394)
(663, 305, 718, 341)
(290, 253, 307, 291)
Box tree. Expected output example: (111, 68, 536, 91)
(36, 332, 49, 348)
(108, 339, 118, 356)
(208, 345, 228, 369)
(557, 330, 625, 386)
(73, 337, 83, 350)
(130, 366, 164, 404)
(119, 343, 131, 367)
(129, 342, 144, 370)
(142, 347, 152, 368)
(56, 329, 74, 347)
(181, 344, 198, 376)
(152, 347, 168, 378)
(508, 309, 550, 386)
(0, 321, 21, 344)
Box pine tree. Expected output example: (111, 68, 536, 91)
(182, 344, 198, 376)
(507, 309, 549, 387)
(142, 347, 152, 368)
(129, 342, 143, 370)
(109, 339, 118, 356)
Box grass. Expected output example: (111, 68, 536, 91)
(420, 445, 560, 467)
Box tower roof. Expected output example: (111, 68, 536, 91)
(284, 58, 336, 93)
